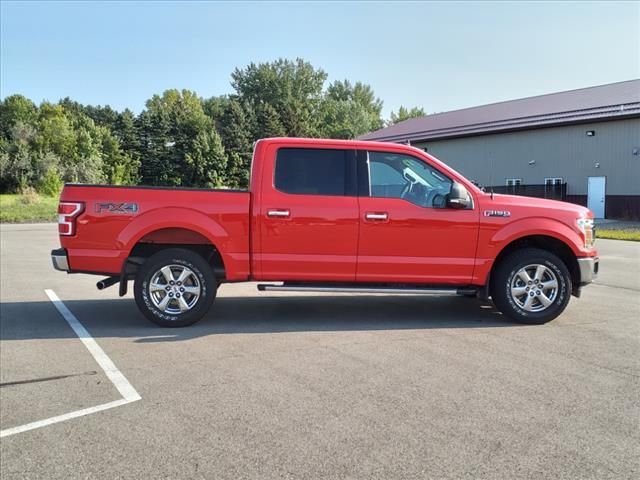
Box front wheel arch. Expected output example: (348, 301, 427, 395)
(488, 235, 580, 296)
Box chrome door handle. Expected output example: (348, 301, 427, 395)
(365, 212, 388, 220)
(267, 209, 290, 218)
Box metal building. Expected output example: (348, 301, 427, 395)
(361, 80, 640, 219)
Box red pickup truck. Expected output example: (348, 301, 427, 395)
(52, 138, 598, 327)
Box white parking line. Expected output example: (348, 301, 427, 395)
(0, 290, 141, 438)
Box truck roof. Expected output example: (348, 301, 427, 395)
(257, 137, 421, 153)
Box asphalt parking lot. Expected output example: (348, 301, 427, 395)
(1, 223, 638, 479)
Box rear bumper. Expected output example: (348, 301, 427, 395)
(577, 256, 599, 285)
(51, 248, 69, 272)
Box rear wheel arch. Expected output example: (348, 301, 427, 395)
(119, 227, 226, 296)
(116, 208, 232, 272)
(129, 237, 226, 279)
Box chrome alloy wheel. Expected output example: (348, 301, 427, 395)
(148, 264, 201, 314)
(510, 263, 559, 312)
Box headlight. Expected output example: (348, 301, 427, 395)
(577, 218, 595, 249)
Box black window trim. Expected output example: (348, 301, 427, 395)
(273, 146, 358, 198)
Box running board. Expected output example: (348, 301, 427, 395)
(257, 284, 477, 296)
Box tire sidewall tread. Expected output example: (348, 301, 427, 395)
(491, 248, 571, 325)
(134, 248, 216, 327)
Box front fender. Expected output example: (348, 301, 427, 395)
(489, 217, 585, 256)
(472, 217, 587, 286)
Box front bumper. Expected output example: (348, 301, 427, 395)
(51, 248, 69, 272)
(577, 256, 599, 285)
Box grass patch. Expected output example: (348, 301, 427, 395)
(596, 229, 640, 242)
(0, 194, 58, 223)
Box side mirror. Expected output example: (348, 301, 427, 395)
(447, 182, 470, 209)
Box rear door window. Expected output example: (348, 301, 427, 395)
(274, 148, 355, 196)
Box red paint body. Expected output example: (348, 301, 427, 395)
(59, 138, 597, 286)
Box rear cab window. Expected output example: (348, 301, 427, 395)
(274, 148, 356, 196)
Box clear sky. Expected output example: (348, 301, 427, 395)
(1, 1, 638, 117)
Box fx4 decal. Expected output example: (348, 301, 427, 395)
(95, 202, 138, 214)
(484, 210, 511, 217)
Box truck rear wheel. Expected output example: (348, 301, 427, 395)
(134, 248, 217, 327)
(490, 248, 571, 325)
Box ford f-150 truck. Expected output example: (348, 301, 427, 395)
(52, 138, 598, 327)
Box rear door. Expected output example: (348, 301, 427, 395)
(357, 150, 479, 284)
(257, 146, 359, 281)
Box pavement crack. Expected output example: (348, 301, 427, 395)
(0, 370, 98, 388)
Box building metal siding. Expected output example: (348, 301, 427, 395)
(414, 118, 640, 196)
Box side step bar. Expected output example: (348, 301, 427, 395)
(257, 284, 477, 296)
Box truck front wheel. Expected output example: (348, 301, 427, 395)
(134, 248, 217, 327)
(490, 248, 571, 324)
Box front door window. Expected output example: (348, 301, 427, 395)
(368, 152, 452, 208)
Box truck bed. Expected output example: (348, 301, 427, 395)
(59, 184, 251, 278)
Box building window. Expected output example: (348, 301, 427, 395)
(545, 177, 563, 185)
(506, 178, 522, 186)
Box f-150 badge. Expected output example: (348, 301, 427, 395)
(95, 202, 138, 214)
(484, 210, 511, 217)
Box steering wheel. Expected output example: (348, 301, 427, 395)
(432, 193, 446, 208)
(400, 181, 413, 199)
(425, 189, 440, 207)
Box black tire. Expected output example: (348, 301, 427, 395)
(490, 248, 571, 325)
(134, 248, 216, 327)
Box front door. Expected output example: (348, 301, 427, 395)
(357, 150, 479, 285)
(258, 146, 359, 282)
(587, 176, 606, 219)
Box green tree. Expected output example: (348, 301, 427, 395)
(83, 104, 119, 129)
(0, 96, 52, 192)
(218, 99, 253, 187)
(325, 80, 383, 132)
(387, 106, 426, 126)
(57, 99, 138, 185)
(0, 120, 62, 192)
(1, 131, 32, 190)
(318, 99, 374, 139)
(35, 103, 76, 169)
(0, 59, 411, 191)
(112, 108, 140, 181)
(67, 113, 106, 184)
(231, 58, 327, 137)
(138, 89, 228, 187)
(113, 108, 138, 154)
(99, 128, 139, 185)
(219, 99, 251, 155)
(202, 95, 230, 128)
(183, 128, 228, 187)
(0, 95, 38, 139)
(255, 103, 286, 139)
